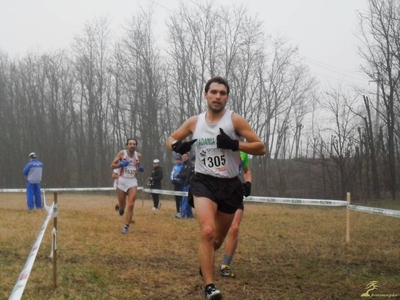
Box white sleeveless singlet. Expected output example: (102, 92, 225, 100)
(192, 110, 240, 178)
(116, 150, 139, 192)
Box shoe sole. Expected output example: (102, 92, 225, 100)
(221, 273, 236, 278)
(220, 270, 236, 278)
(206, 291, 223, 300)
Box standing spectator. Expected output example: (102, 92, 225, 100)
(219, 151, 252, 278)
(110, 138, 143, 234)
(23, 152, 44, 210)
(176, 153, 195, 218)
(166, 76, 266, 300)
(149, 158, 163, 210)
(170, 154, 183, 216)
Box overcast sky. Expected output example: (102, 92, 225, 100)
(0, 0, 371, 89)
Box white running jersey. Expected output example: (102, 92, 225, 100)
(192, 110, 240, 178)
(120, 150, 139, 178)
(115, 150, 139, 192)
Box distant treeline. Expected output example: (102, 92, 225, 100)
(1, 1, 399, 201)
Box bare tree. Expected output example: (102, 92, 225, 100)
(115, 7, 166, 169)
(70, 16, 113, 186)
(256, 38, 316, 160)
(37, 51, 75, 186)
(165, 1, 219, 123)
(350, 95, 381, 199)
(315, 85, 362, 198)
(358, 0, 400, 199)
(0, 52, 23, 187)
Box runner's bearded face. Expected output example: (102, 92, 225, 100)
(127, 140, 137, 153)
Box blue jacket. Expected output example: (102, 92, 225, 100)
(23, 159, 44, 183)
(170, 163, 183, 182)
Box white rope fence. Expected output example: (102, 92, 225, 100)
(5, 187, 398, 218)
(244, 196, 347, 206)
(5, 187, 128, 300)
(142, 188, 187, 197)
(0, 187, 142, 193)
(2, 187, 399, 299)
(144, 188, 400, 218)
(8, 190, 54, 300)
(0, 189, 27, 193)
(348, 204, 400, 218)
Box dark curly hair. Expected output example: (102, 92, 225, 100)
(204, 76, 230, 95)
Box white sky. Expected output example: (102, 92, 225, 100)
(0, 0, 371, 89)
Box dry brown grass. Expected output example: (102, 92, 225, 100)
(1, 192, 400, 300)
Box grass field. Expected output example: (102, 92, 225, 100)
(1, 192, 400, 300)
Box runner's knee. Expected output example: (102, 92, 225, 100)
(200, 225, 215, 243)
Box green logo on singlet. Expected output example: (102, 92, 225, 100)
(197, 138, 215, 145)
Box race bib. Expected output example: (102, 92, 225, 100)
(200, 149, 228, 175)
(123, 165, 136, 178)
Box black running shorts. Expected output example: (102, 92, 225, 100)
(188, 172, 244, 214)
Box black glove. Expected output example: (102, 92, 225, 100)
(243, 181, 251, 197)
(217, 128, 239, 151)
(172, 139, 197, 155)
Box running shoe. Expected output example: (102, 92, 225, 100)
(119, 208, 124, 216)
(122, 225, 129, 234)
(220, 265, 235, 278)
(205, 284, 222, 300)
(115, 204, 119, 211)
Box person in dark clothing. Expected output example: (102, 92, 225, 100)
(148, 159, 164, 210)
(176, 153, 194, 218)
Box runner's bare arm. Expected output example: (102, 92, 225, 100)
(110, 151, 124, 169)
(166, 116, 198, 150)
(232, 113, 266, 156)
